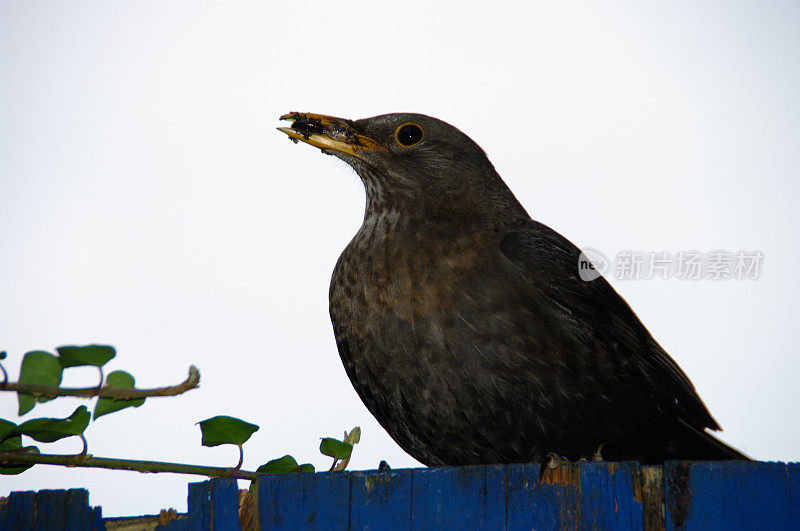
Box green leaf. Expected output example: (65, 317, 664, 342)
(0, 419, 21, 448)
(17, 351, 63, 415)
(15, 406, 91, 443)
(255, 455, 316, 474)
(0, 420, 39, 475)
(319, 438, 353, 460)
(93, 371, 145, 420)
(198, 416, 259, 447)
(257, 455, 299, 474)
(56, 344, 116, 368)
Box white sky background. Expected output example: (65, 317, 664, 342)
(1, 1, 798, 517)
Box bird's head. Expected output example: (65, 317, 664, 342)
(278, 112, 525, 223)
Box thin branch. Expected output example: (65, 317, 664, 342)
(0, 365, 200, 399)
(0, 450, 257, 480)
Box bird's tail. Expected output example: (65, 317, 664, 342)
(654, 418, 750, 461)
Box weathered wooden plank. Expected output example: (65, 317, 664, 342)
(349, 468, 412, 529)
(209, 479, 241, 531)
(257, 472, 350, 530)
(91, 505, 105, 531)
(578, 462, 644, 530)
(665, 461, 800, 530)
(31, 489, 58, 529)
(179, 478, 241, 530)
(0, 488, 102, 530)
(3, 491, 35, 529)
(506, 462, 580, 529)
(5, 460, 800, 529)
(187, 480, 212, 530)
(64, 488, 94, 531)
(411, 465, 505, 529)
(640, 465, 665, 531)
(36, 489, 81, 530)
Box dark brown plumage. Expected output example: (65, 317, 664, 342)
(278, 112, 748, 465)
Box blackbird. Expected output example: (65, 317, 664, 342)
(278, 112, 748, 465)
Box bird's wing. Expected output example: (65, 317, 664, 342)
(497, 218, 720, 432)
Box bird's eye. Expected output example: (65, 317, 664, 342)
(394, 123, 424, 147)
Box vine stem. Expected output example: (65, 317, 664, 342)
(0, 450, 258, 480)
(78, 434, 88, 458)
(235, 445, 244, 471)
(0, 366, 200, 399)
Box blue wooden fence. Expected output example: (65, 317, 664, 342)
(1, 461, 798, 529)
